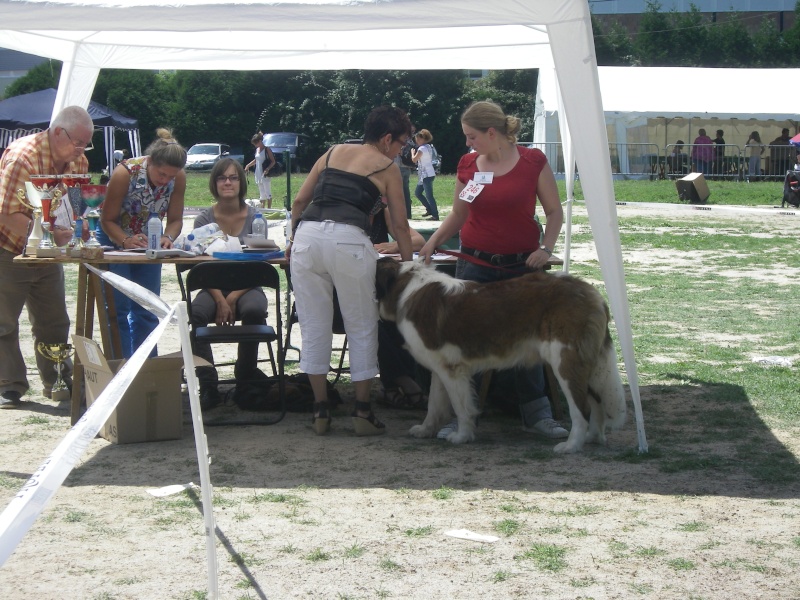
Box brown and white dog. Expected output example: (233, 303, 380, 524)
(375, 258, 627, 453)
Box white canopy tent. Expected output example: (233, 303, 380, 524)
(536, 66, 800, 158)
(0, 0, 646, 453)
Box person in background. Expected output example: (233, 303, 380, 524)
(370, 206, 428, 409)
(246, 132, 277, 208)
(288, 105, 413, 437)
(98, 128, 186, 358)
(189, 158, 269, 410)
(667, 140, 687, 176)
(745, 131, 765, 182)
(770, 128, 794, 177)
(412, 129, 439, 221)
(691, 128, 714, 175)
(394, 133, 416, 219)
(713, 129, 726, 177)
(418, 100, 568, 440)
(0, 105, 93, 407)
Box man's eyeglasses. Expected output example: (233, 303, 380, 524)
(62, 128, 93, 151)
(394, 137, 409, 145)
(216, 175, 240, 183)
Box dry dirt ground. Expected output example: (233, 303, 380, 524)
(1, 204, 799, 599)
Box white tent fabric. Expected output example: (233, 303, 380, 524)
(537, 66, 800, 146)
(0, 0, 647, 452)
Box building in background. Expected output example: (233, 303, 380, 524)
(590, 0, 796, 34)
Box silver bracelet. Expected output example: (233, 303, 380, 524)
(163, 233, 175, 242)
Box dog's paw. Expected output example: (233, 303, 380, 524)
(447, 429, 475, 444)
(584, 430, 607, 445)
(409, 424, 434, 439)
(553, 440, 582, 454)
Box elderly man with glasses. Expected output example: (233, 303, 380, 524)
(0, 105, 93, 408)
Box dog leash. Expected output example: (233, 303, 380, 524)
(435, 248, 532, 273)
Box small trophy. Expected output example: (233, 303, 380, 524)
(17, 175, 64, 257)
(80, 184, 107, 259)
(37, 342, 73, 402)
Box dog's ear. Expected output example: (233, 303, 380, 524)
(375, 257, 400, 301)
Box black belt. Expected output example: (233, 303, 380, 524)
(460, 246, 532, 267)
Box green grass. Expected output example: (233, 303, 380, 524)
(86, 167, 789, 210)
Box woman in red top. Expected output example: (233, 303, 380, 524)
(419, 100, 567, 439)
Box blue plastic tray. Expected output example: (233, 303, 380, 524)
(212, 250, 284, 261)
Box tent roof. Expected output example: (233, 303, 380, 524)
(0, 88, 138, 130)
(540, 66, 800, 122)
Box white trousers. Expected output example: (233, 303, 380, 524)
(290, 220, 379, 381)
(256, 176, 272, 201)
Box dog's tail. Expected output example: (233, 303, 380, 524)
(589, 332, 627, 430)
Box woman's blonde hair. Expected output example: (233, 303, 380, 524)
(415, 129, 433, 143)
(461, 100, 521, 144)
(145, 128, 187, 169)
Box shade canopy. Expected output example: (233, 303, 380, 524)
(537, 66, 800, 146)
(0, 88, 140, 169)
(0, 88, 137, 130)
(0, 0, 647, 451)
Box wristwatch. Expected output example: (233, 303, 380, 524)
(539, 245, 553, 256)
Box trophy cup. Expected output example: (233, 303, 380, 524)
(16, 187, 44, 255)
(31, 175, 62, 258)
(37, 342, 73, 402)
(79, 184, 106, 258)
(17, 175, 63, 257)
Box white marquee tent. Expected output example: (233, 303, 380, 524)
(0, 0, 646, 452)
(536, 66, 800, 160)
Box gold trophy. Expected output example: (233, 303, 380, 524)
(17, 175, 64, 257)
(37, 342, 73, 402)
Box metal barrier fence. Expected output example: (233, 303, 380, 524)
(528, 142, 797, 182)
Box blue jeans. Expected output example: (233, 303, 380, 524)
(415, 176, 438, 219)
(107, 262, 162, 359)
(458, 260, 552, 422)
(96, 228, 161, 358)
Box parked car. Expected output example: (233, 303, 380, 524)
(262, 132, 311, 172)
(185, 143, 244, 171)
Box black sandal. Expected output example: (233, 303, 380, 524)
(312, 401, 331, 435)
(380, 388, 427, 410)
(351, 401, 386, 436)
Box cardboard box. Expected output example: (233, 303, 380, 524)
(676, 172, 710, 204)
(73, 335, 189, 444)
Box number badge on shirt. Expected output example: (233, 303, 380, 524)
(459, 180, 485, 203)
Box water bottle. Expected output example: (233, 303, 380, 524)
(147, 211, 162, 251)
(251, 213, 266, 238)
(183, 233, 196, 251)
(189, 222, 222, 241)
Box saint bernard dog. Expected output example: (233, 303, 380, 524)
(375, 258, 627, 453)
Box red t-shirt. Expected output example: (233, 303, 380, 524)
(457, 145, 546, 254)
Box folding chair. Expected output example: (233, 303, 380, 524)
(183, 260, 286, 425)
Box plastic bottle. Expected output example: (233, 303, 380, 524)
(147, 212, 162, 251)
(251, 213, 266, 238)
(183, 233, 196, 251)
(190, 222, 221, 239)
